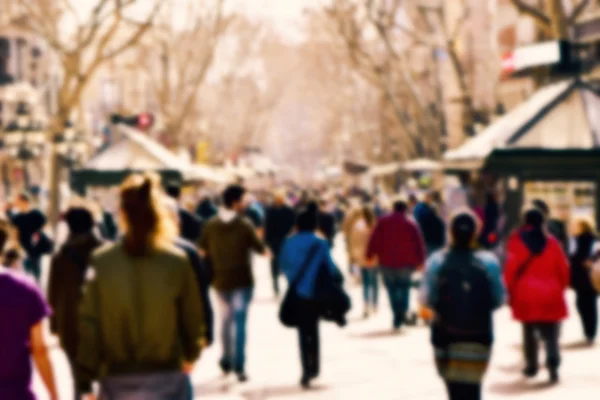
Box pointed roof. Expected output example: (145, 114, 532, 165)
(85, 125, 190, 172)
(444, 79, 600, 170)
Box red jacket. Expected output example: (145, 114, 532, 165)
(504, 229, 570, 323)
(366, 212, 426, 269)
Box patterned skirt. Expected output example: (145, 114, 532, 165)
(434, 342, 492, 384)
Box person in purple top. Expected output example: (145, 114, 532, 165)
(0, 228, 58, 400)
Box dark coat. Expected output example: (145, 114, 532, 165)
(196, 199, 218, 221)
(570, 232, 596, 293)
(48, 233, 104, 360)
(265, 205, 296, 254)
(175, 238, 214, 345)
(179, 208, 203, 244)
(98, 211, 118, 241)
(318, 211, 336, 248)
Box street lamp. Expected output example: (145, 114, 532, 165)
(1, 102, 46, 190)
(55, 121, 88, 174)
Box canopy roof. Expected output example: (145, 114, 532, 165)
(401, 158, 442, 172)
(444, 79, 600, 170)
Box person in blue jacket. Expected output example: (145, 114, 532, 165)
(279, 202, 343, 389)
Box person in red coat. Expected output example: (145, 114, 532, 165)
(504, 208, 570, 384)
(366, 198, 426, 331)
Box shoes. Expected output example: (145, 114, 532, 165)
(219, 360, 231, 375)
(300, 375, 311, 389)
(522, 366, 538, 378)
(363, 309, 370, 319)
(549, 369, 559, 384)
(236, 371, 249, 383)
(586, 337, 595, 346)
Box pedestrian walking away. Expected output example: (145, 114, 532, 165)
(348, 205, 378, 318)
(6, 192, 53, 282)
(76, 173, 205, 400)
(48, 206, 104, 400)
(0, 222, 58, 400)
(279, 202, 345, 389)
(421, 210, 505, 400)
(367, 197, 426, 331)
(504, 207, 570, 384)
(199, 184, 269, 382)
(569, 216, 600, 344)
(265, 190, 296, 297)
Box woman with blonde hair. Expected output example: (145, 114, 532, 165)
(349, 205, 378, 318)
(77, 173, 205, 400)
(569, 216, 599, 344)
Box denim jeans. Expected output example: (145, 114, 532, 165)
(99, 371, 192, 400)
(24, 256, 41, 282)
(380, 268, 414, 328)
(360, 268, 379, 308)
(217, 287, 254, 373)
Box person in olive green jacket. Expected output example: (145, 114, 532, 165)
(200, 184, 268, 382)
(77, 173, 205, 400)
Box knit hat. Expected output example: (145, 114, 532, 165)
(64, 207, 95, 234)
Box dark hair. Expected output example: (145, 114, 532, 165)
(362, 206, 376, 228)
(532, 199, 550, 216)
(408, 194, 418, 204)
(223, 185, 246, 209)
(524, 208, 545, 230)
(393, 200, 408, 213)
(297, 202, 319, 232)
(65, 207, 95, 235)
(165, 183, 182, 200)
(120, 173, 176, 257)
(18, 192, 32, 204)
(451, 212, 477, 249)
(3, 248, 20, 267)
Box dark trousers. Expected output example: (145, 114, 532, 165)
(523, 323, 561, 371)
(24, 257, 41, 282)
(575, 288, 598, 340)
(381, 268, 414, 328)
(297, 300, 320, 379)
(445, 382, 481, 400)
(360, 268, 379, 307)
(271, 255, 281, 295)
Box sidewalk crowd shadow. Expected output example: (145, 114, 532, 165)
(193, 376, 233, 397)
(561, 340, 594, 351)
(350, 330, 403, 339)
(241, 384, 328, 400)
(488, 380, 556, 396)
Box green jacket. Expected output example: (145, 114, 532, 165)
(76, 241, 205, 392)
(200, 215, 265, 291)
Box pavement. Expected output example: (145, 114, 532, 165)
(33, 237, 600, 400)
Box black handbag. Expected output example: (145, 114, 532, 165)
(279, 243, 320, 328)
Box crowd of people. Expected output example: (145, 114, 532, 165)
(0, 179, 599, 400)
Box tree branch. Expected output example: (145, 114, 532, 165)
(568, 0, 591, 24)
(510, 0, 551, 27)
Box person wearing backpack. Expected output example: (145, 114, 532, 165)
(504, 208, 569, 383)
(421, 211, 505, 400)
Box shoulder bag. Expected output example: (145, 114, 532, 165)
(279, 243, 320, 328)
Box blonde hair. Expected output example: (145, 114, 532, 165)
(574, 216, 596, 236)
(119, 172, 177, 256)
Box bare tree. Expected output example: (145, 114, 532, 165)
(138, 0, 234, 148)
(12, 0, 165, 226)
(511, 0, 591, 39)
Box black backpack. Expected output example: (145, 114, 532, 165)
(433, 250, 494, 344)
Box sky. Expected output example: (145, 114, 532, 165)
(68, 0, 325, 39)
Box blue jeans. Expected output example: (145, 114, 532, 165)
(99, 371, 192, 400)
(360, 268, 379, 307)
(217, 287, 253, 372)
(381, 268, 414, 328)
